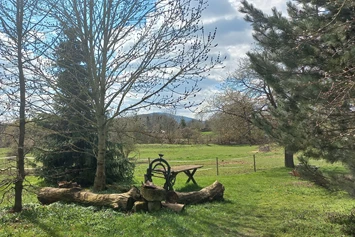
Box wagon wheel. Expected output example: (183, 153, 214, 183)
(145, 154, 173, 191)
(169, 175, 176, 188)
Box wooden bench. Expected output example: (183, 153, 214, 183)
(144, 154, 203, 191)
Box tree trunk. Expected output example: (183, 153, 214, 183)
(37, 187, 141, 211)
(13, 0, 26, 213)
(284, 147, 295, 168)
(166, 181, 224, 204)
(93, 117, 107, 191)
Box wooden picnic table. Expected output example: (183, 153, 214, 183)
(144, 155, 203, 190)
(170, 165, 203, 185)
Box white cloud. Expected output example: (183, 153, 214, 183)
(174, 0, 289, 118)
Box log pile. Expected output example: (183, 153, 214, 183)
(136, 181, 186, 212)
(37, 181, 225, 213)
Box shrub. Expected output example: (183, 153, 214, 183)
(34, 142, 135, 187)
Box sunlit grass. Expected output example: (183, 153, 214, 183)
(0, 148, 10, 158)
(0, 144, 354, 236)
(133, 144, 259, 160)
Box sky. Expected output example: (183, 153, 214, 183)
(172, 0, 289, 119)
(0, 0, 289, 121)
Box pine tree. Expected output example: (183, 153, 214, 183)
(240, 0, 355, 171)
(34, 28, 98, 185)
(36, 28, 135, 186)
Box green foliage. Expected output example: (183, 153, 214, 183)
(240, 0, 355, 179)
(34, 142, 135, 186)
(296, 156, 331, 189)
(33, 26, 97, 186)
(34, 27, 134, 186)
(328, 210, 355, 236)
(34, 146, 97, 186)
(105, 143, 135, 184)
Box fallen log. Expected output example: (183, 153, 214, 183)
(167, 180, 224, 204)
(37, 187, 141, 211)
(161, 202, 185, 212)
(37, 181, 224, 212)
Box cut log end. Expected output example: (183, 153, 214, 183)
(140, 184, 166, 202)
(162, 202, 185, 212)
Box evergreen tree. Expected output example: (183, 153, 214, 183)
(34, 28, 97, 185)
(35, 28, 134, 186)
(240, 0, 355, 177)
(180, 118, 187, 128)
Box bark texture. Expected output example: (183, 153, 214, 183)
(37, 187, 140, 211)
(37, 181, 224, 212)
(161, 202, 185, 212)
(167, 181, 225, 204)
(285, 148, 295, 168)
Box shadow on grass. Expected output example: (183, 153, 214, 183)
(21, 208, 61, 237)
(146, 201, 265, 237)
(175, 183, 202, 192)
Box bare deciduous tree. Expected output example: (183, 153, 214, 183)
(43, 0, 222, 190)
(0, 0, 50, 212)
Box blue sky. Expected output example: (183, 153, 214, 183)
(171, 0, 288, 119)
(0, 0, 289, 121)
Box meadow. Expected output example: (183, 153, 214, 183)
(1, 144, 355, 237)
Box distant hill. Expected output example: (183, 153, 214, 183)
(138, 112, 196, 123)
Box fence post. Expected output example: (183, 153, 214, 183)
(253, 154, 256, 172)
(216, 157, 219, 176)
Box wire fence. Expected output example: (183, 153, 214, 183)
(133, 153, 284, 179)
(0, 153, 285, 181)
(0, 156, 35, 175)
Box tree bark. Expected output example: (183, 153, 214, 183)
(167, 181, 224, 204)
(284, 148, 295, 168)
(93, 117, 107, 191)
(37, 187, 141, 211)
(13, 0, 26, 213)
(37, 181, 225, 212)
(140, 185, 166, 202)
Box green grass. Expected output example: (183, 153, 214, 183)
(0, 148, 10, 158)
(133, 144, 260, 160)
(0, 148, 36, 170)
(1, 144, 354, 236)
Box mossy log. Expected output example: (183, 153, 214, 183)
(37, 187, 141, 211)
(167, 181, 224, 204)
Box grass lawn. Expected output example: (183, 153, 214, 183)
(0, 145, 354, 236)
(0, 148, 10, 158)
